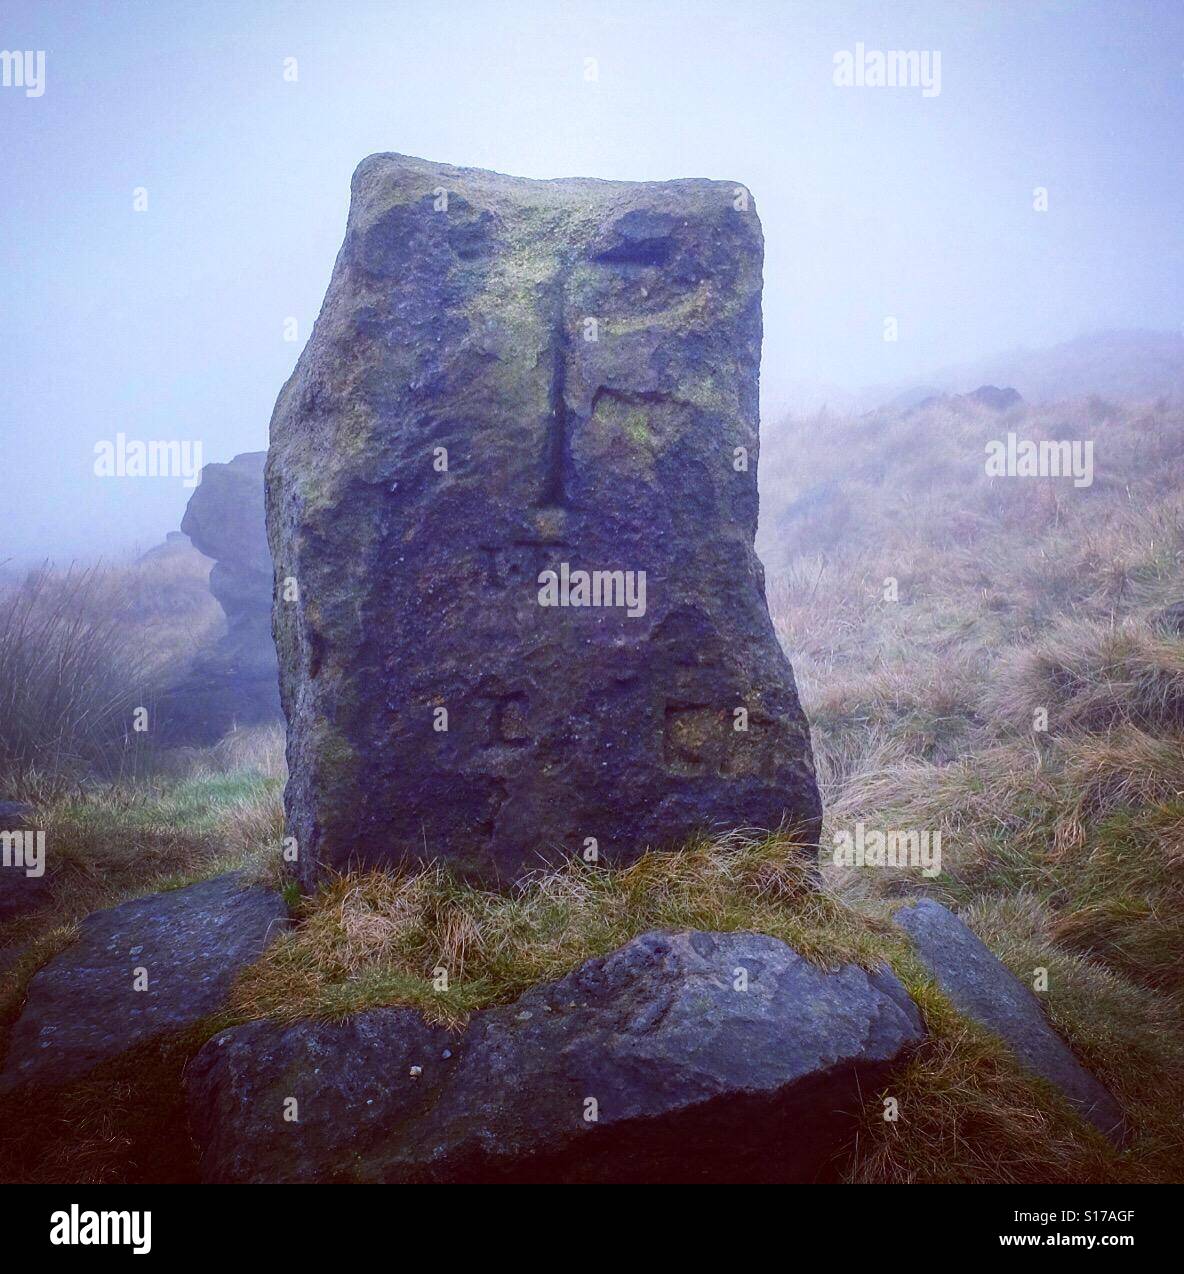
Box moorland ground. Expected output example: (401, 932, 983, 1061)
(2, 392, 1182, 1183)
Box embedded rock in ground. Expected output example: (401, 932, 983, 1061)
(267, 152, 820, 885)
(187, 928, 923, 1183)
(158, 452, 281, 744)
(892, 899, 1124, 1141)
(0, 874, 287, 1093)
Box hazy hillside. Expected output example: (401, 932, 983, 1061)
(927, 330, 1184, 405)
(757, 391, 1184, 1181)
(773, 330, 1184, 418)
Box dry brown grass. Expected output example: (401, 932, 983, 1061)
(984, 620, 1184, 734)
(230, 831, 897, 1029)
(758, 393, 1184, 1182)
(848, 985, 1118, 1184)
(0, 551, 223, 795)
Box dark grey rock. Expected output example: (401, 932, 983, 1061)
(267, 152, 820, 886)
(158, 452, 281, 744)
(0, 874, 288, 1092)
(910, 384, 1024, 415)
(966, 384, 1024, 411)
(0, 869, 52, 924)
(892, 899, 1124, 1141)
(187, 928, 922, 1183)
(187, 1009, 456, 1185)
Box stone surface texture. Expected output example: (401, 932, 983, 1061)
(266, 153, 819, 884)
(187, 929, 923, 1183)
(893, 898, 1124, 1140)
(0, 874, 288, 1092)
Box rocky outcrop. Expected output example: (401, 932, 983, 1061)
(892, 899, 1124, 1141)
(267, 152, 820, 885)
(187, 929, 923, 1183)
(910, 385, 1024, 415)
(0, 874, 287, 1093)
(157, 452, 281, 744)
(965, 384, 1024, 411)
(136, 529, 196, 564)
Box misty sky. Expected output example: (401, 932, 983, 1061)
(2, 0, 1182, 563)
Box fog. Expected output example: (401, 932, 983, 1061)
(3, 0, 1182, 564)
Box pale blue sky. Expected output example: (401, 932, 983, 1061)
(2, 0, 1182, 561)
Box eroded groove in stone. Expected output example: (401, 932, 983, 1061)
(266, 152, 821, 885)
(541, 268, 573, 509)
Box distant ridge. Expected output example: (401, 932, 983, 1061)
(771, 330, 1184, 418)
(925, 329, 1184, 405)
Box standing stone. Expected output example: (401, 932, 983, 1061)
(267, 153, 820, 885)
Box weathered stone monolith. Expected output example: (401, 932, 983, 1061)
(267, 153, 819, 885)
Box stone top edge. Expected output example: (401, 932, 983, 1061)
(352, 151, 754, 204)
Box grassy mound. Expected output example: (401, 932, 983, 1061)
(229, 832, 896, 1028)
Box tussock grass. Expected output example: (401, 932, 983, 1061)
(848, 984, 1119, 1184)
(851, 904, 1184, 1184)
(0, 553, 223, 795)
(231, 831, 896, 1029)
(761, 394, 1184, 1182)
(984, 620, 1184, 733)
(0, 565, 153, 793)
(206, 723, 287, 780)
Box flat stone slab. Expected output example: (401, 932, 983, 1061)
(893, 898, 1124, 1141)
(188, 929, 923, 1183)
(0, 874, 288, 1093)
